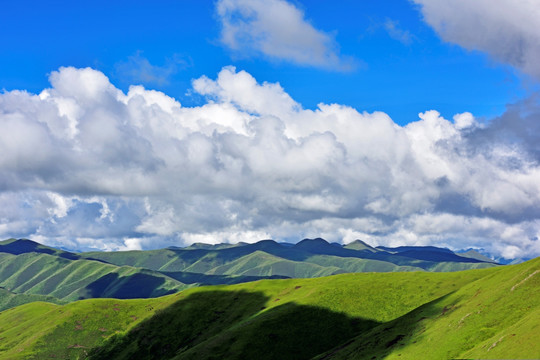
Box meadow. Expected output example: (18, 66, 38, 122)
(0, 256, 537, 359)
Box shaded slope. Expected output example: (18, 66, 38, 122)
(90, 291, 377, 360)
(0, 252, 187, 301)
(375, 245, 455, 254)
(0, 238, 79, 260)
(160, 271, 288, 286)
(396, 249, 486, 263)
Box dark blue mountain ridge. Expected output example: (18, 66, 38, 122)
(1, 237, 500, 268)
(376, 245, 454, 254)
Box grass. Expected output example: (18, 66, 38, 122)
(317, 257, 540, 359)
(0, 297, 179, 359)
(0, 261, 500, 359)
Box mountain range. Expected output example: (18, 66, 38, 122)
(0, 237, 498, 310)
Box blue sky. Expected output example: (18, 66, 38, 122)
(1, 0, 540, 258)
(1, 0, 530, 124)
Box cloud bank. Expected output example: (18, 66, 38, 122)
(413, 0, 540, 79)
(216, 0, 355, 70)
(1, 66, 539, 258)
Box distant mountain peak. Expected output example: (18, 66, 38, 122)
(297, 238, 329, 245)
(457, 249, 496, 263)
(344, 239, 378, 252)
(0, 238, 79, 259)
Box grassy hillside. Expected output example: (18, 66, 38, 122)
(0, 261, 512, 360)
(0, 252, 188, 302)
(318, 257, 540, 360)
(0, 297, 180, 359)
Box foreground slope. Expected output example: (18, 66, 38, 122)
(318, 257, 540, 360)
(0, 263, 502, 359)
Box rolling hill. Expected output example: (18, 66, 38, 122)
(0, 257, 537, 359)
(79, 237, 498, 278)
(0, 239, 190, 309)
(0, 237, 499, 311)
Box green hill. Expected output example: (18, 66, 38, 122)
(343, 239, 379, 252)
(317, 257, 540, 360)
(457, 249, 495, 262)
(0, 252, 188, 302)
(1, 258, 537, 360)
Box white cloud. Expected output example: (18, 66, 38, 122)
(216, 0, 355, 70)
(413, 0, 540, 79)
(1, 66, 540, 258)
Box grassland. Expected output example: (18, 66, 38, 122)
(1, 257, 537, 359)
(317, 257, 540, 359)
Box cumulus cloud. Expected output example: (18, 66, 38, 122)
(413, 0, 540, 79)
(216, 0, 355, 70)
(1, 66, 540, 258)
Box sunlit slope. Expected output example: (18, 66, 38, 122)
(0, 264, 490, 359)
(203, 250, 344, 277)
(0, 297, 180, 360)
(0, 252, 188, 302)
(318, 257, 540, 360)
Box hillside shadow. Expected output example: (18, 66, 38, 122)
(0, 240, 57, 256)
(87, 290, 382, 360)
(317, 293, 457, 359)
(83, 273, 175, 299)
(84, 273, 119, 298)
(0, 238, 81, 260)
(160, 270, 289, 285)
